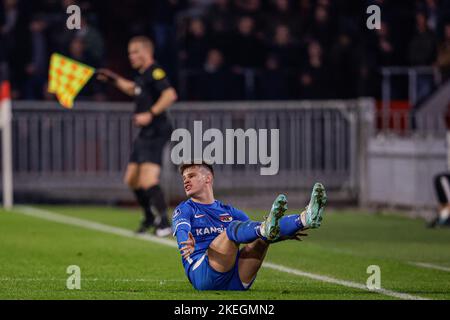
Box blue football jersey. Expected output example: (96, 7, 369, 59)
(172, 199, 249, 273)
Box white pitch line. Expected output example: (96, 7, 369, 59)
(262, 263, 428, 300)
(14, 206, 429, 300)
(410, 262, 450, 273)
(15, 205, 177, 248)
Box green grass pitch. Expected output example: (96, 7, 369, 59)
(0, 205, 449, 300)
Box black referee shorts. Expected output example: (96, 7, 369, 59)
(434, 173, 450, 205)
(129, 121, 172, 166)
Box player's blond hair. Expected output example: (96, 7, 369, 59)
(129, 36, 154, 54)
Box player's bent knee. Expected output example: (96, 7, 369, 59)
(208, 253, 237, 273)
(207, 237, 239, 273)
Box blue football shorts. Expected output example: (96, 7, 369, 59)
(187, 250, 256, 291)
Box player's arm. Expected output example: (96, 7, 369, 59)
(172, 207, 195, 261)
(96, 68, 136, 97)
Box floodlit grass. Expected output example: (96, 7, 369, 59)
(0, 205, 449, 300)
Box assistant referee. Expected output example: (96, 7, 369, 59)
(97, 36, 177, 237)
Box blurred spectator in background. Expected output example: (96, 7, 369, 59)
(408, 12, 438, 104)
(151, 0, 184, 82)
(295, 0, 313, 35)
(307, 4, 334, 50)
(1, 0, 26, 98)
(206, 0, 234, 53)
(257, 54, 289, 100)
(0, 35, 5, 63)
(374, 21, 396, 66)
(53, 0, 82, 43)
(75, 16, 104, 66)
(1, 0, 19, 39)
(230, 16, 264, 70)
(329, 32, 358, 99)
(194, 48, 233, 100)
(68, 37, 93, 66)
(268, 23, 299, 69)
(417, 0, 439, 33)
(298, 40, 329, 99)
(234, 0, 262, 20)
(180, 18, 209, 68)
(436, 23, 450, 82)
(207, 0, 234, 33)
(265, 0, 296, 33)
(2, 0, 450, 101)
(183, 0, 215, 16)
(23, 16, 48, 99)
(408, 12, 437, 66)
(67, 37, 104, 100)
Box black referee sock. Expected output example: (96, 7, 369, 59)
(145, 185, 170, 228)
(133, 189, 155, 227)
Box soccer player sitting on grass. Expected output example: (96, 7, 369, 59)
(172, 162, 327, 291)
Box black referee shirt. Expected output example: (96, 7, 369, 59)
(134, 63, 172, 130)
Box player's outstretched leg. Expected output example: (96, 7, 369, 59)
(260, 194, 288, 240)
(237, 184, 327, 285)
(269, 182, 327, 241)
(302, 182, 327, 229)
(225, 194, 288, 243)
(208, 195, 288, 274)
(235, 195, 287, 285)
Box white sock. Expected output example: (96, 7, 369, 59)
(440, 207, 450, 222)
(259, 224, 267, 238)
(300, 211, 307, 227)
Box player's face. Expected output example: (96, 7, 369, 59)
(182, 166, 211, 197)
(128, 42, 147, 70)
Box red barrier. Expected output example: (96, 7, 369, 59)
(376, 100, 411, 133)
(0, 81, 11, 102)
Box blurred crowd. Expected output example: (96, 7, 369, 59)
(1, 0, 450, 102)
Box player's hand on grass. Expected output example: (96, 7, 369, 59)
(96, 68, 119, 84)
(180, 232, 195, 260)
(133, 112, 153, 127)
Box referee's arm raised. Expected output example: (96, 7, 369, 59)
(96, 68, 136, 97)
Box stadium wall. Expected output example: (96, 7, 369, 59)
(365, 136, 446, 216)
(6, 99, 445, 214)
(9, 100, 372, 208)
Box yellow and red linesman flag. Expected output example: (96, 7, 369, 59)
(48, 53, 95, 109)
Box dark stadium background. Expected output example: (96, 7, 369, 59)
(2, 0, 449, 102)
(1, 0, 449, 209)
